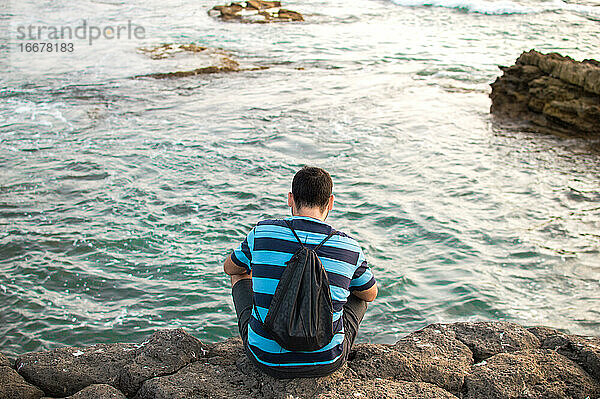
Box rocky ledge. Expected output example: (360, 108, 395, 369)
(208, 0, 304, 23)
(1, 322, 599, 399)
(490, 50, 600, 137)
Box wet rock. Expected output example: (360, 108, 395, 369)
(137, 43, 208, 60)
(518, 50, 600, 95)
(16, 342, 137, 397)
(0, 365, 44, 399)
(316, 380, 458, 399)
(463, 349, 600, 399)
(490, 49, 600, 137)
(348, 325, 472, 395)
(445, 321, 540, 362)
(0, 352, 11, 367)
(135, 44, 240, 79)
(209, 0, 303, 23)
(118, 329, 209, 397)
(530, 327, 600, 382)
(65, 384, 126, 399)
(134, 43, 268, 79)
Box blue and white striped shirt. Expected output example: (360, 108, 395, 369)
(231, 216, 376, 371)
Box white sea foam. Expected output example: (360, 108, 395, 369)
(390, 0, 600, 16)
(558, 0, 600, 19)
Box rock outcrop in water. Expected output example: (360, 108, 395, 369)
(208, 0, 304, 23)
(134, 43, 267, 79)
(1, 322, 599, 398)
(490, 50, 600, 137)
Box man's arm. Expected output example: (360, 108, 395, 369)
(352, 283, 378, 302)
(224, 253, 249, 276)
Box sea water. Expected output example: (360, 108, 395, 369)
(0, 0, 599, 357)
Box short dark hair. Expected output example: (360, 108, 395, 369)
(292, 166, 333, 211)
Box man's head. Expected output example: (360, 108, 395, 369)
(288, 166, 334, 220)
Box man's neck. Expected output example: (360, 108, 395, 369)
(292, 207, 327, 221)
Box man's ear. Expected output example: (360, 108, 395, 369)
(328, 194, 334, 211)
(288, 192, 294, 208)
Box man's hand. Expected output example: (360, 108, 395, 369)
(224, 254, 249, 276)
(352, 283, 378, 302)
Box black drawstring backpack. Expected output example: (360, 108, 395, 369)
(253, 219, 335, 352)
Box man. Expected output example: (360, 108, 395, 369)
(224, 166, 377, 378)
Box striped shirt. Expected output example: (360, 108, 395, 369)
(231, 216, 376, 372)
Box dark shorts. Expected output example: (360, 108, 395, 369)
(232, 278, 368, 379)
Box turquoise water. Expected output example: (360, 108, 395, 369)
(1, 0, 599, 358)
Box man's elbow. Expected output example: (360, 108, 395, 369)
(223, 254, 235, 275)
(353, 283, 378, 302)
(224, 254, 249, 276)
(364, 284, 378, 302)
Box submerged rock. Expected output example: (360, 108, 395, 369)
(208, 0, 304, 23)
(134, 43, 268, 79)
(8, 322, 600, 399)
(490, 49, 600, 137)
(135, 44, 241, 79)
(137, 43, 210, 60)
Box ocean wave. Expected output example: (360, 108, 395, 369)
(389, 0, 600, 16)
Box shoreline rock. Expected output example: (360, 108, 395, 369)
(490, 49, 600, 138)
(2, 322, 599, 398)
(208, 0, 304, 23)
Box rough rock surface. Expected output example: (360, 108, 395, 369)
(209, 0, 303, 23)
(0, 352, 11, 367)
(63, 384, 126, 399)
(16, 329, 207, 397)
(349, 325, 472, 395)
(529, 326, 600, 382)
(16, 342, 137, 397)
(490, 49, 600, 137)
(137, 345, 457, 399)
(118, 329, 209, 396)
(316, 380, 458, 399)
(0, 365, 44, 399)
(7, 322, 600, 399)
(444, 321, 540, 362)
(463, 349, 600, 399)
